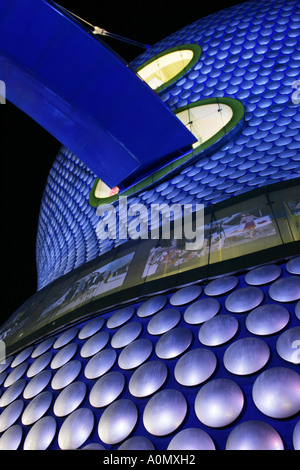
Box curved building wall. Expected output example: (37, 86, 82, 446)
(0, 259, 299, 450)
(36, 0, 300, 289)
(0, 0, 299, 452)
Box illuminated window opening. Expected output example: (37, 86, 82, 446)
(95, 179, 119, 199)
(136, 45, 201, 91)
(175, 103, 233, 149)
(89, 98, 244, 208)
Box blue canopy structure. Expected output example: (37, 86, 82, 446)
(0, 0, 196, 187)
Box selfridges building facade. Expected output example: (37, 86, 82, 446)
(0, 0, 299, 451)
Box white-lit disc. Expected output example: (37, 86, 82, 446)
(195, 378, 244, 428)
(98, 399, 138, 445)
(143, 389, 187, 436)
(174, 348, 217, 386)
(58, 408, 94, 450)
(223, 337, 270, 375)
(168, 428, 215, 450)
(252, 367, 300, 419)
(226, 421, 284, 450)
(24, 417, 56, 450)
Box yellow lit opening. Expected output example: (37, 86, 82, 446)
(176, 103, 233, 149)
(95, 179, 119, 199)
(137, 50, 194, 90)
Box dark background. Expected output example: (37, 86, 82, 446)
(0, 0, 245, 325)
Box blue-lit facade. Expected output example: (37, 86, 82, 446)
(0, 0, 299, 451)
(36, 0, 300, 289)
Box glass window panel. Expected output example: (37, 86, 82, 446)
(210, 195, 282, 264)
(137, 50, 194, 90)
(268, 186, 300, 243)
(95, 180, 119, 198)
(176, 104, 233, 149)
(143, 211, 210, 282)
